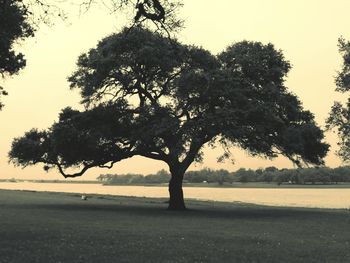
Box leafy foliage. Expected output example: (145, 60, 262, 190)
(327, 38, 350, 161)
(0, 0, 34, 76)
(0, 0, 35, 109)
(0, 86, 8, 110)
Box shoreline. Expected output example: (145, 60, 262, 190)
(3, 179, 350, 189)
(0, 188, 347, 211)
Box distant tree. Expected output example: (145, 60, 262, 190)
(9, 28, 329, 210)
(261, 172, 274, 183)
(317, 168, 332, 184)
(327, 37, 350, 162)
(213, 169, 232, 185)
(332, 166, 350, 183)
(265, 166, 278, 173)
(261, 166, 278, 182)
(96, 174, 111, 182)
(0, 0, 35, 110)
(274, 168, 293, 184)
(189, 168, 232, 185)
(300, 168, 317, 184)
(235, 168, 257, 183)
(104, 173, 145, 184)
(184, 170, 209, 183)
(255, 168, 263, 176)
(145, 169, 170, 183)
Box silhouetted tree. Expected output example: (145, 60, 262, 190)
(0, 0, 34, 109)
(9, 28, 329, 210)
(327, 37, 350, 161)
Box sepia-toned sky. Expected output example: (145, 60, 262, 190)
(0, 0, 349, 180)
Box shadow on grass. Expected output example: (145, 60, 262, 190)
(7, 195, 347, 221)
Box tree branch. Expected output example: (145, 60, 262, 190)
(134, 0, 165, 22)
(141, 151, 167, 161)
(181, 136, 213, 170)
(55, 162, 95, 178)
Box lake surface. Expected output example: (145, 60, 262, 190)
(0, 182, 349, 209)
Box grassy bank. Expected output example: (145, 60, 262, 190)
(0, 190, 349, 263)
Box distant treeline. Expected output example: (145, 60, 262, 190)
(97, 166, 350, 185)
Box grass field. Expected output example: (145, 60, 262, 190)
(1, 190, 349, 263)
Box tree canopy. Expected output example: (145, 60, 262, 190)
(9, 27, 329, 209)
(327, 38, 350, 161)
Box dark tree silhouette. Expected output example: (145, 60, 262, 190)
(9, 28, 329, 209)
(327, 38, 350, 161)
(0, 0, 34, 109)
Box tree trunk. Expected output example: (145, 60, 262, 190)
(168, 168, 186, 210)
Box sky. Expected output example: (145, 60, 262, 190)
(0, 0, 349, 180)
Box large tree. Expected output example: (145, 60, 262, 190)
(9, 28, 329, 209)
(327, 38, 350, 161)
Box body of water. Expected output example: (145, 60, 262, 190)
(0, 182, 349, 209)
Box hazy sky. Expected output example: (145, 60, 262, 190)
(1, 0, 349, 180)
